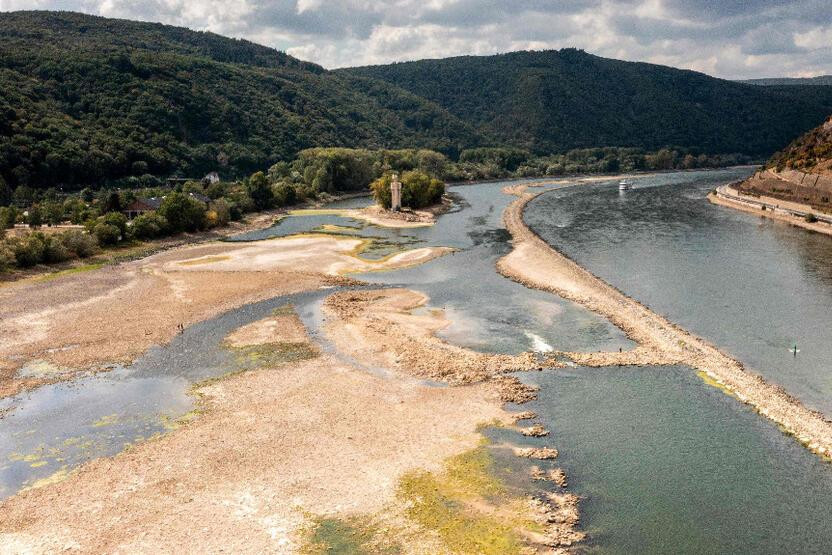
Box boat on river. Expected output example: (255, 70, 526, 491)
(619, 179, 631, 190)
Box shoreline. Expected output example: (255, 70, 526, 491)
(1, 273, 585, 552)
(709, 184, 832, 237)
(496, 187, 832, 460)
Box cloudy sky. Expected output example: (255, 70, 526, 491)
(2, 0, 831, 78)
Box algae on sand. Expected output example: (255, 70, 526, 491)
(304, 516, 401, 555)
(397, 441, 543, 555)
(229, 341, 319, 368)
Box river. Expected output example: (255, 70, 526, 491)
(3, 170, 832, 552)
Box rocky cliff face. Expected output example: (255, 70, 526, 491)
(768, 116, 832, 176)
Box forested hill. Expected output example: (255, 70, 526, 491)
(742, 76, 832, 86)
(4, 12, 832, 191)
(0, 11, 482, 189)
(341, 49, 832, 156)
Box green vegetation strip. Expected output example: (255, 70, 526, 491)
(304, 517, 401, 555)
(397, 440, 540, 554)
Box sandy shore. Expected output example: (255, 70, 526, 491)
(322, 288, 551, 385)
(497, 187, 832, 459)
(0, 233, 448, 398)
(0, 308, 507, 553)
(709, 185, 832, 237)
(1, 198, 584, 553)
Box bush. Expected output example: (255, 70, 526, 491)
(129, 213, 168, 239)
(12, 233, 47, 267)
(61, 230, 99, 258)
(158, 192, 206, 233)
(43, 235, 72, 263)
(0, 244, 14, 272)
(205, 181, 227, 199)
(371, 171, 445, 209)
(272, 182, 297, 207)
(93, 222, 120, 246)
(246, 171, 273, 210)
(210, 198, 231, 226)
(402, 171, 444, 208)
(100, 212, 128, 237)
(370, 175, 393, 208)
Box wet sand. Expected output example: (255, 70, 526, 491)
(0, 234, 448, 398)
(0, 310, 507, 552)
(1, 199, 583, 552)
(497, 187, 832, 458)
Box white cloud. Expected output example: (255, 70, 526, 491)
(794, 25, 832, 51)
(1, 0, 830, 78)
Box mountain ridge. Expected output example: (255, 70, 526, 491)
(340, 48, 832, 156)
(3, 10, 832, 190)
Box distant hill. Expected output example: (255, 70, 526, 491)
(4, 12, 832, 190)
(0, 11, 481, 188)
(742, 76, 832, 86)
(341, 49, 832, 156)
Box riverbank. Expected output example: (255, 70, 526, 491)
(0, 307, 509, 552)
(1, 269, 583, 553)
(497, 187, 832, 459)
(0, 229, 448, 399)
(709, 184, 832, 237)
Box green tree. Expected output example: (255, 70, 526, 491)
(93, 222, 120, 245)
(246, 171, 273, 210)
(0, 176, 10, 207)
(100, 212, 128, 238)
(0, 206, 17, 229)
(43, 201, 64, 226)
(101, 191, 122, 214)
(158, 192, 206, 233)
(13, 186, 34, 207)
(27, 204, 43, 228)
(128, 213, 168, 239)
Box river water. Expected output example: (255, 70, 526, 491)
(525, 168, 832, 417)
(3, 171, 832, 553)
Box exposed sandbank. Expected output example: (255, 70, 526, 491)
(2, 199, 584, 552)
(320, 287, 584, 549)
(0, 233, 447, 398)
(497, 187, 832, 459)
(321, 288, 551, 385)
(0, 308, 508, 553)
(287, 205, 436, 228)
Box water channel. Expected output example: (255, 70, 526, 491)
(3, 170, 831, 553)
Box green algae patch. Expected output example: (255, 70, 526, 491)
(303, 516, 401, 555)
(397, 440, 540, 554)
(32, 263, 104, 283)
(271, 303, 297, 317)
(179, 255, 230, 266)
(229, 341, 319, 368)
(91, 413, 120, 427)
(696, 370, 736, 398)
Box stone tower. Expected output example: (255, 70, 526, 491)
(390, 173, 402, 211)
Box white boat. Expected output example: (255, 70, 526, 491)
(619, 179, 631, 190)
